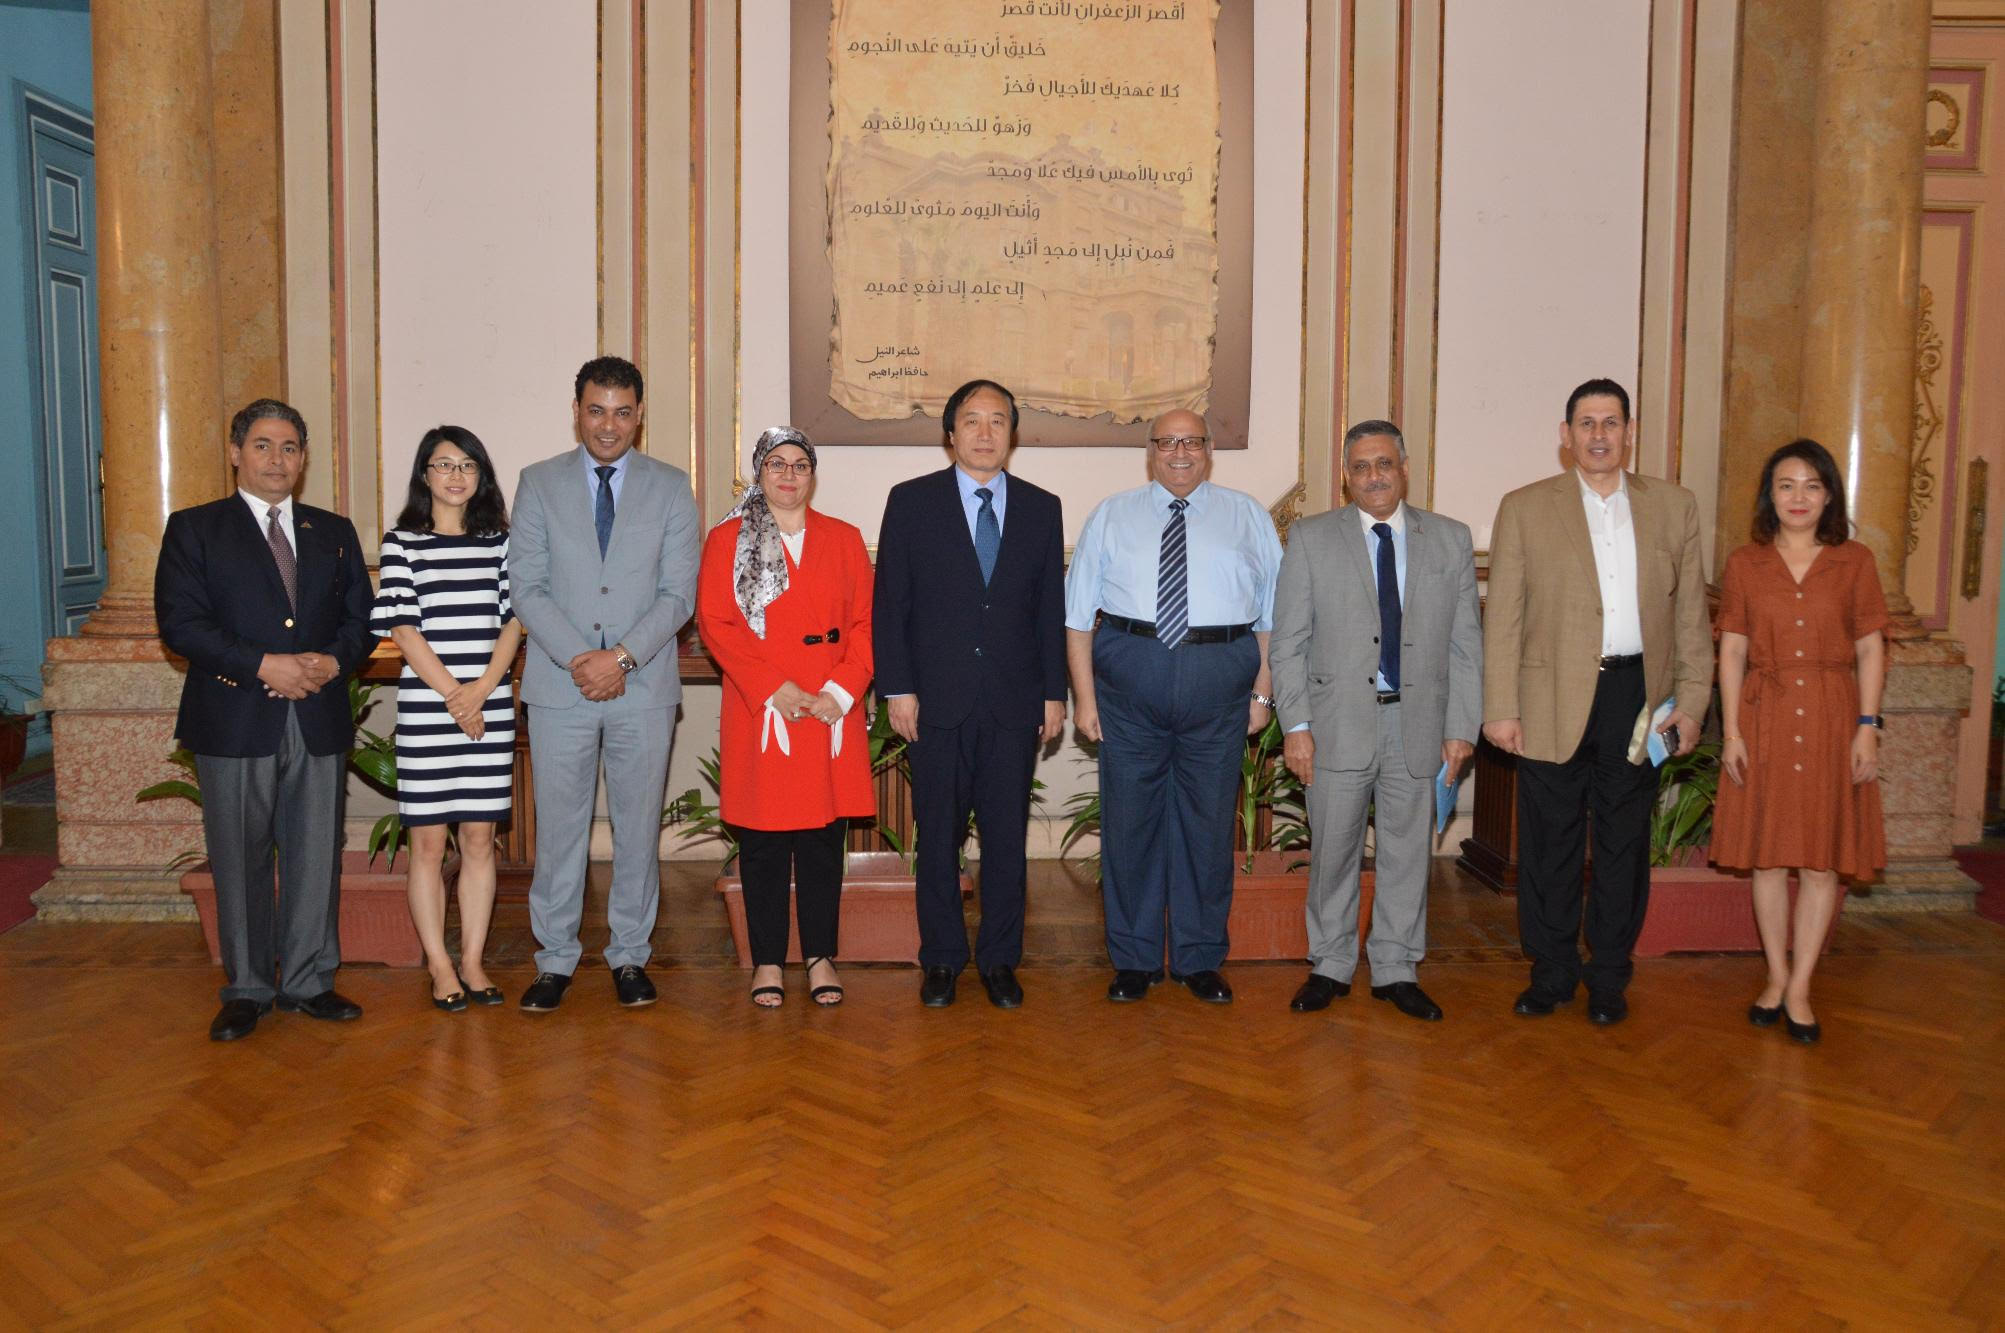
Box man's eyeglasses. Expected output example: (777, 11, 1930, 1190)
(427, 459, 480, 476)
(762, 458, 814, 477)
(1149, 435, 1209, 453)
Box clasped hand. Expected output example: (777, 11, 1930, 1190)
(442, 681, 492, 740)
(773, 681, 842, 725)
(259, 652, 340, 700)
(569, 649, 627, 702)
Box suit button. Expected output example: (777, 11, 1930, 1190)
(601, 587, 610, 594)
(1371, 636, 1378, 644)
(594, 623, 602, 631)
(974, 648, 984, 658)
(284, 617, 294, 628)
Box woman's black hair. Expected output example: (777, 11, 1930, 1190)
(395, 425, 509, 537)
(1752, 437, 1849, 546)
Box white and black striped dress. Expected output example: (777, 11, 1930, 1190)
(370, 529, 515, 825)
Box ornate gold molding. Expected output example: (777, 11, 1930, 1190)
(1910, 283, 1945, 556)
(1926, 88, 1962, 148)
(1269, 481, 1306, 545)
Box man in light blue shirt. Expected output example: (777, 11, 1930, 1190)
(1066, 408, 1283, 1004)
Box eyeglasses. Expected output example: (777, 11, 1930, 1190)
(762, 459, 814, 477)
(1149, 435, 1209, 453)
(427, 459, 480, 476)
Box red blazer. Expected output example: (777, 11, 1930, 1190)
(697, 509, 877, 831)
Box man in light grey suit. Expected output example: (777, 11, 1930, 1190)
(510, 356, 701, 1012)
(1270, 419, 1482, 1021)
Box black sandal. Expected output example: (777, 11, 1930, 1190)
(750, 964, 785, 1009)
(805, 956, 844, 1007)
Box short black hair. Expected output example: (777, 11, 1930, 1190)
(942, 378, 1018, 441)
(1563, 378, 1631, 424)
(1752, 438, 1850, 547)
(230, 398, 308, 450)
(575, 355, 644, 403)
(395, 425, 510, 538)
(1341, 419, 1406, 468)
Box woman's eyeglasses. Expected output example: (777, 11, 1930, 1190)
(427, 459, 480, 476)
(762, 459, 814, 477)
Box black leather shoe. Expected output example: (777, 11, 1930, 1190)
(1289, 973, 1349, 1012)
(1785, 1005, 1821, 1044)
(275, 990, 362, 1021)
(919, 966, 958, 1007)
(979, 965, 1023, 1009)
(1107, 968, 1164, 1002)
(1587, 991, 1628, 1025)
(1371, 980, 1444, 1022)
(1747, 999, 1784, 1028)
(1173, 970, 1234, 1004)
(519, 971, 573, 1012)
(1513, 987, 1571, 1017)
(209, 998, 271, 1042)
(613, 964, 658, 1007)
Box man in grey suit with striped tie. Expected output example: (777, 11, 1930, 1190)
(509, 356, 701, 1013)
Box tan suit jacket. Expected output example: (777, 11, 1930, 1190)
(1483, 469, 1712, 764)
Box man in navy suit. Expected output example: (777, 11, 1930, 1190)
(156, 399, 376, 1041)
(874, 379, 1067, 1008)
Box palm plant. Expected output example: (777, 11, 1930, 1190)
(1649, 739, 1721, 867)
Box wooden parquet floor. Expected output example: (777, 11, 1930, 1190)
(2, 864, 2002, 1329)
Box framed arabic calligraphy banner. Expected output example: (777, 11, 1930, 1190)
(788, 0, 1255, 448)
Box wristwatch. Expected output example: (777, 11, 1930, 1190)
(1857, 714, 1882, 729)
(614, 645, 638, 674)
(1251, 691, 1276, 709)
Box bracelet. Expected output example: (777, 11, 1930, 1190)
(1251, 691, 1276, 709)
(1724, 735, 1743, 743)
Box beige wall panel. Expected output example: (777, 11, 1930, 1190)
(1432, 0, 1651, 547)
(375, 0, 597, 515)
(278, 0, 334, 511)
(209, 0, 285, 432)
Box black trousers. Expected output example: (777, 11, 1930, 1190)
(1513, 660, 1658, 998)
(909, 707, 1040, 972)
(729, 819, 847, 966)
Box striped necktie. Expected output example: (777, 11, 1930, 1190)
(1156, 497, 1189, 649)
(266, 506, 297, 610)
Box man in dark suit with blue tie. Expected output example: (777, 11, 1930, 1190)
(156, 399, 377, 1041)
(874, 379, 1068, 1008)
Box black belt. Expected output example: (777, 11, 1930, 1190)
(1100, 613, 1254, 645)
(1599, 653, 1642, 669)
(1376, 691, 1401, 705)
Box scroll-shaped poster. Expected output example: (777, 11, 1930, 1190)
(827, 0, 1220, 424)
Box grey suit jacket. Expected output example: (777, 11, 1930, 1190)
(1270, 503, 1483, 778)
(510, 447, 701, 711)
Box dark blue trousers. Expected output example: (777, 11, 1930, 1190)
(1093, 625, 1260, 974)
(910, 706, 1039, 971)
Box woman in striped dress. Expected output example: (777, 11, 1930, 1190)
(372, 426, 522, 1011)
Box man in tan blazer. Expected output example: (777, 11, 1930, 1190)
(1482, 379, 1712, 1026)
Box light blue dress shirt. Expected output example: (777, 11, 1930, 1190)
(580, 445, 630, 506)
(955, 466, 1007, 542)
(1065, 480, 1282, 633)
(1363, 502, 1408, 692)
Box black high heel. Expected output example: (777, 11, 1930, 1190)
(805, 956, 844, 1007)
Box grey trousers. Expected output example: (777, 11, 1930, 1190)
(195, 707, 346, 1004)
(526, 702, 672, 974)
(1304, 701, 1432, 985)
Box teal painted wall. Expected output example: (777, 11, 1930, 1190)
(1, 1, 92, 754)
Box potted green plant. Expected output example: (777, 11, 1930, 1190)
(670, 705, 970, 966)
(139, 679, 432, 965)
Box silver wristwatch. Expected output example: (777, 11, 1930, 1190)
(1251, 691, 1276, 709)
(614, 645, 638, 674)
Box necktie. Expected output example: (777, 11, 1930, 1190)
(594, 465, 615, 558)
(974, 487, 1001, 585)
(266, 506, 297, 610)
(1156, 497, 1189, 649)
(1373, 521, 1401, 691)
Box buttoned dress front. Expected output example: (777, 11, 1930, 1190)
(1709, 540, 1887, 880)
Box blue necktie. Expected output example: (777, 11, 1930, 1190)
(595, 465, 615, 558)
(1157, 498, 1189, 649)
(1373, 521, 1401, 691)
(974, 487, 1000, 585)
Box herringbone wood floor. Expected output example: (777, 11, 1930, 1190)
(2, 863, 2002, 1329)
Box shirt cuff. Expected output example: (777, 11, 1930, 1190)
(1287, 722, 1311, 733)
(821, 681, 856, 715)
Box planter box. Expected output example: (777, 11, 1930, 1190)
(1634, 863, 1842, 957)
(1221, 852, 1372, 962)
(716, 850, 971, 966)
(181, 849, 436, 968)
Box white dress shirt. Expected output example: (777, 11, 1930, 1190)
(1578, 472, 1644, 656)
(239, 489, 296, 551)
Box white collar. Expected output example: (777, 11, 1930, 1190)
(1356, 502, 1406, 535)
(239, 488, 293, 519)
(1576, 469, 1628, 504)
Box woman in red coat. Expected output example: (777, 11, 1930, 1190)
(697, 427, 876, 1007)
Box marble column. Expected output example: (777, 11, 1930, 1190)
(1795, 0, 1973, 911)
(34, 0, 227, 921)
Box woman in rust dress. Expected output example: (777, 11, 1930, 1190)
(1711, 439, 1887, 1044)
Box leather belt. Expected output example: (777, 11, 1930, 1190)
(1376, 691, 1401, 705)
(1598, 653, 1643, 669)
(1100, 613, 1254, 645)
